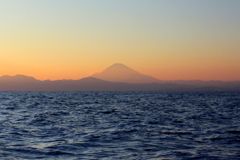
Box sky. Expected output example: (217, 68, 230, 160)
(1, 0, 240, 81)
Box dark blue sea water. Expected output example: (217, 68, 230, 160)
(0, 91, 239, 160)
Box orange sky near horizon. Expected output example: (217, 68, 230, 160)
(1, 1, 240, 81)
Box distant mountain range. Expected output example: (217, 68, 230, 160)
(0, 64, 240, 91)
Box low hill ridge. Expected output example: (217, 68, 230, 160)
(0, 74, 37, 82)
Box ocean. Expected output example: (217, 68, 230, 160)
(0, 91, 239, 160)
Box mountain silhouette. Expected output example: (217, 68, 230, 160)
(0, 74, 37, 82)
(90, 63, 161, 83)
(0, 69, 240, 91)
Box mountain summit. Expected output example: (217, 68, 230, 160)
(90, 63, 160, 83)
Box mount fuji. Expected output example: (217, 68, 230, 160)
(90, 63, 161, 84)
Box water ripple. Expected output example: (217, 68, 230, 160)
(0, 91, 239, 159)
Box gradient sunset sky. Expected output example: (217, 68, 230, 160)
(1, 0, 240, 81)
